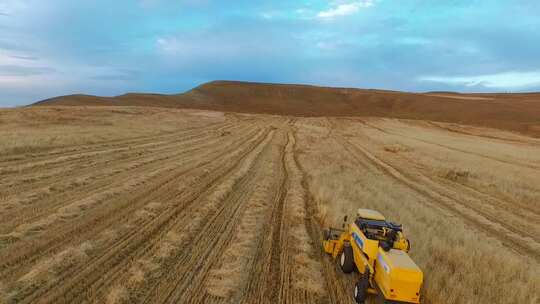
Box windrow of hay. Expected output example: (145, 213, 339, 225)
(102, 204, 176, 303)
(205, 142, 279, 299)
(441, 168, 473, 182)
(2, 175, 156, 244)
(383, 143, 412, 154)
(102, 130, 275, 303)
(105, 286, 127, 304)
(0, 107, 224, 157)
(9, 242, 94, 302)
(1, 107, 538, 304)
(283, 133, 324, 295)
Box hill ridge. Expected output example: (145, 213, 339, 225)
(33, 80, 540, 137)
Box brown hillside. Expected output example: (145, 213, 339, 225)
(33, 80, 540, 137)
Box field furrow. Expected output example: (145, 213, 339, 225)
(291, 128, 357, 304)
(338, 135, 540, 262)
(358, 119, 540, 171)
(139, 130, 282, 304)
(0, 124, 246, 225)
(1, 107, 538, 304)
(0, 121, 239, 194)
(0, 119, 233, 167)
(0, 126, 266, 300)
(28, 128, 273, 304)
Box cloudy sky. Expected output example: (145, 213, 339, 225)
(0, 0, 539, 106)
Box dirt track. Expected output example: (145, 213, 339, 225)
(0, 108, 539, 304)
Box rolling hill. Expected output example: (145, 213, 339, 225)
(33, 80, 540, 137)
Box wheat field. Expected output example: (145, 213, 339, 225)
(0, 106, 538, 304)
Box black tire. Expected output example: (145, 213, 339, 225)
(340, 243, 355, 273)
(323, 229, 331, 240)
(354, 273, 370, 304)
(380, 241, 391, 252)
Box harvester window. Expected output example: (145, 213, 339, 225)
(355, 218, 401, 243)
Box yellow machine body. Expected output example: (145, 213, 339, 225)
(374, 249, 423, 303)
(323, 209, 423, 303)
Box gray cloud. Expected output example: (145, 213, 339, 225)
(89, 68, 141, 81)
(0, 65, 56, 76)
(1, 0, 540, 106)
(8, 54, 39, 61)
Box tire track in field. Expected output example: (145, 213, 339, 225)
(0, 121, 242, 202)
(0, 123, 241, 219)
(0, 121, 235, 182)
(357, 119, 540, 171)
(0, 121, 237, 190)
(265, 131, 328, 304)
(426, 121, 540, 146)
(0, 120, 232, 168)
(291, 128, 356, 304)
(143, 130, 284, 304)
(436, 176, 540, 219)
(334, 132, 540, 262)
(0, 127, 247, 282)
(8, 127, 271, 304)
(236, 130, 289, 304)
(434, 180, 540, 242)
(347, 135, 540, 250)
(0, 124, 253, 236)
(237, 129, 329, 304)
(98, 127, 278, 304)
(0, 121, 238, 211)
(353, 119, 540, 220)
(32, 129, 273, 304)
(358, 132, 540, 220)
(0, 127, 264, 287)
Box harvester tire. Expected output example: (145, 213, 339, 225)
(354, 273, 369, 304)
(340, 243, 354, 273)
(323, 229, 330, 240)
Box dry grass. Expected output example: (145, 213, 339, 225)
(441, 168, 473, 182)
(0, 281, 6, 302)
(284, 133, 325, 295)
(358, 118, 540, 208)
(384, 144, 412, 154)
(7, 242, 94, 303)
(105, 286, 127, 304)
(1, 105, 538, 304)
(0, 106, 224, 157)
(295, 117, 540, 304)
(205, 136, 279, 299)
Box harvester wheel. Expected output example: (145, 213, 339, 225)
(340, 243, 354, 273)
(354, 272, 369, 304)
(323, 229, 330, 240)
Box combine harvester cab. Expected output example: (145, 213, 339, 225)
(323, 209, 423, 304)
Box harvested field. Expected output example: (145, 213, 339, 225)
(0, 106, 539, 304)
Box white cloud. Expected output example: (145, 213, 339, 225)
(154, 32, 281, 62)
(419, 71, 540, 89)
(156, 37, 181, 54)
(261, 12, 273, 19)
(0, 0, 28, 15)
(317, 1, 374, 19)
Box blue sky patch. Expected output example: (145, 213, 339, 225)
(0, 0, 539, 106)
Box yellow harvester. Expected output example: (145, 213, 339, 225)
(323, 209, 423, 304)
